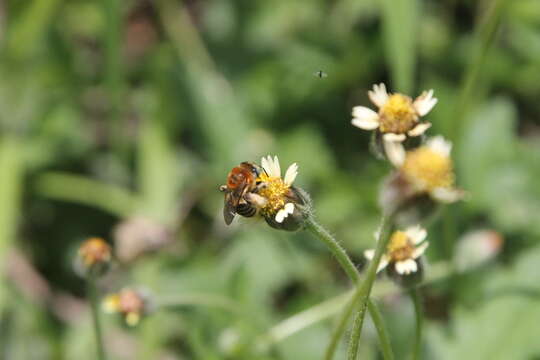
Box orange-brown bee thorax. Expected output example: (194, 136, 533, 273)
(227, 168, 252, 189)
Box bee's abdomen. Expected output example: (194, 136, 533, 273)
(236, 203, 256, 218)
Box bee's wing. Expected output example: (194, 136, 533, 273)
(223, 192, 236, 225)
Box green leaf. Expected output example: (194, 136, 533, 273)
(380, 0, 420, 93)
(428, 246, 540, 359)
(457, 98, 540, 235)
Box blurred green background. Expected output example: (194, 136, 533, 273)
(1, 0, 540, 359)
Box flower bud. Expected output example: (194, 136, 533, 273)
(75, 237, 112, 278)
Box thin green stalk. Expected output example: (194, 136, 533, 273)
(365, 299, 394, 360)
(102, 0, 123, 151)
(409, 288, 423, 360)
(451, 0, 508, 141)
(346, 214, 394, 360)
(304, 216, 394, 360)
(88, 276, 106, 360)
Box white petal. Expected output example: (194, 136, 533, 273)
(395, 259, 417, 275)
(283, 163, 298, 186)
(275, 203, 295, 223)
(364, 249, 375, 260)
(383, 139, 406, 167)
(383, 133, 407, 142)
(431, 187, 463, 203)
(272, 155, 281, 178)
(262, 155, 281, 178)
(413, 89, 438, 116)
(405, 225, 427, 244)
(407, 122, 432, 137)
(352, 106, 380, 126)
(261, 156, 272, 176)
(284, 202, 294, 214)
(275, 209, 287, 223)
(351, 118, 380, 131)
(427, 136, 452, 157)
(412, 242, 429, 259)
(368, 83, 389, 108)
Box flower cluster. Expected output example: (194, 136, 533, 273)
(351, 83, 465, 284)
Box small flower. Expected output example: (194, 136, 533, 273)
(351, 83, 436, 143)
(75, 237, 112, 277)
(103, 288, 150, 326)
(246, 155, 308, 231)
(385, 136, 464, 203)
(364, 225, 429, 275)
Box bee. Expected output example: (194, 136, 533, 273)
(219, 162, 264, 225)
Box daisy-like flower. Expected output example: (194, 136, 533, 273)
(247, 155, 299, 223)
(385, 136, 464, 203)
(351, 83, 436, 142)
(103, 288, 150, 326)
(364, 225, 429, 275)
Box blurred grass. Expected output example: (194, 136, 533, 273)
(0, 0, 540, 359)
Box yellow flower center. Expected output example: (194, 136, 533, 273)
(257, 173, 290, 216)
(379, 94, 418, 134)
(387, 231, 415, 261)
(401, 147, 454, 191)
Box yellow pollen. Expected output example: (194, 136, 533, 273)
(402, 147, 454, 191)
(379, 94, 418, 134)
(257, 173, 290, 216)
(387, 231, 415, 261)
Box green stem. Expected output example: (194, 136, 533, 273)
(451, 0, 508, 141)
(102, 0, 123, 151)
(339, 214, 394, 360)
(88, 276, 106, 360)
(304, 216, 394, 360)
(409, 288, 423, 360)
(365, 299, 394, 360)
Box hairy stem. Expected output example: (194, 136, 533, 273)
(330, 214, 394, 360)
(410, 288, 423, 360)
(304, 216, 394, 360)
(88, 276, 106, 360)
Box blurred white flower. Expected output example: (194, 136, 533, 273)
(351, 83, 435, 143)
(455, 229, 504, 272)
(364, 225, 429, 275)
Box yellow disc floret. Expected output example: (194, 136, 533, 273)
(379, 94, 418, 134)
(387, 231, 415, 262)
(401, 146, 454, 191)
(257, 173, 290, 217)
